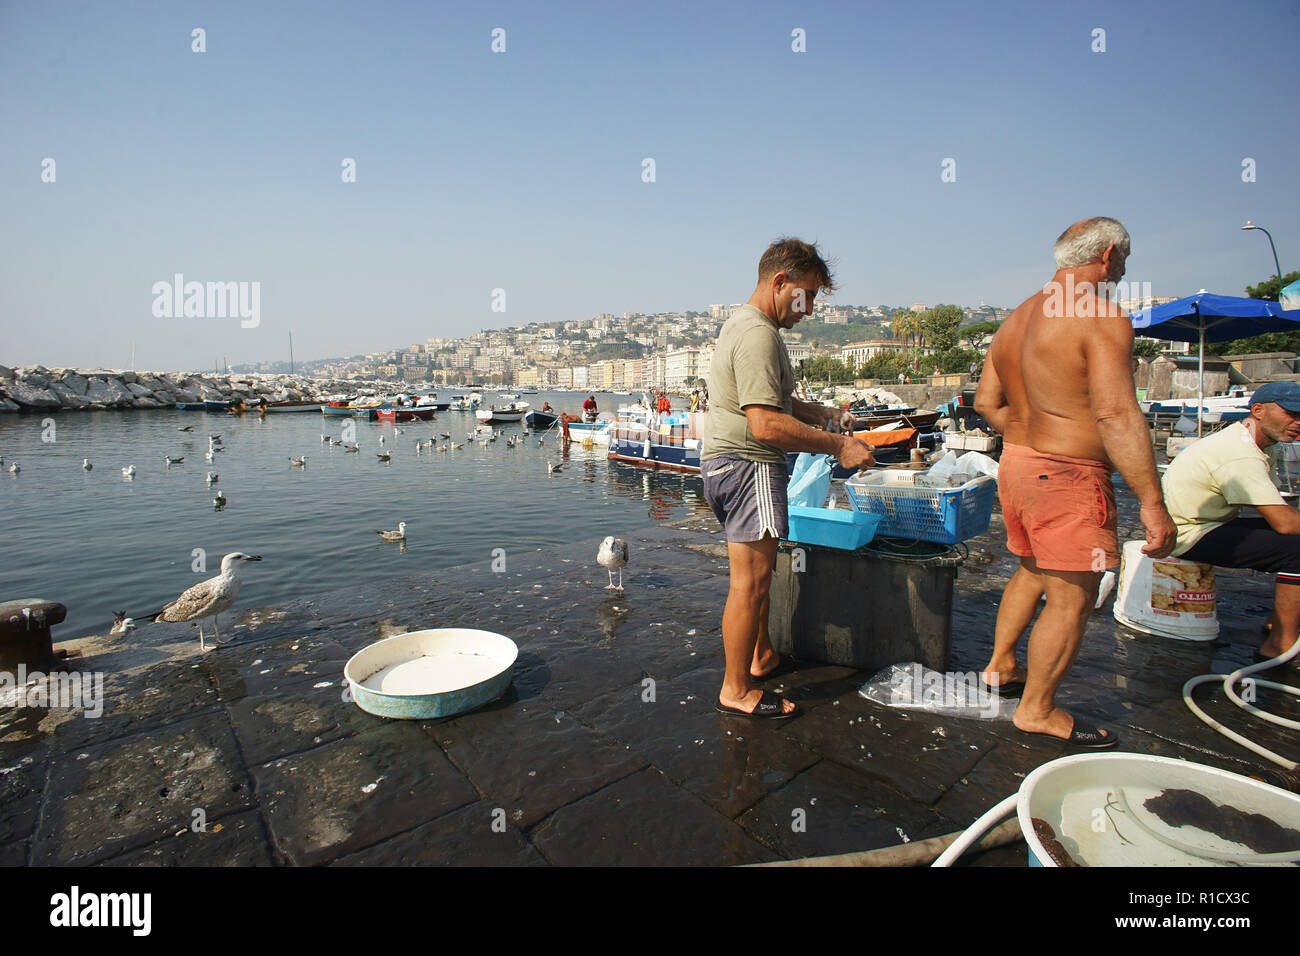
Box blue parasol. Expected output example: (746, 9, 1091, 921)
(1132, 291, 1300, 434)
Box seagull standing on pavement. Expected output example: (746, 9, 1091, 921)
(148, 552, 263, 651)
(598, 536, 629, 591)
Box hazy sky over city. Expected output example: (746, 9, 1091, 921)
(2, 0, 1297, 370)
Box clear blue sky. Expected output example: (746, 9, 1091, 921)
(2, 0, 1296, 370)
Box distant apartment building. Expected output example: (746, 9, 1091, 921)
(377, 364, 403, 380)
(572, 366, 589, 389)
(841, 339, 908, 367)
(708, 303, 728, 320)
(785, 343, 812, 364)
(665, 347, 706, 390)
(515, 367, 540, 387)
(910, 303, 927, 313)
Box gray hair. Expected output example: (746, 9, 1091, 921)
(1053, 217, 1131, 269)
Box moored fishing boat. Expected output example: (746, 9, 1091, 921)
(175, 402, 206, 410)
(606, 410, 704, 473)
(203, 400, 231, 412)
(377, 405, 437, 422)
(264, 400, 324, 413)
(476, 401, 530, 424)
(527, 409, 559, 429)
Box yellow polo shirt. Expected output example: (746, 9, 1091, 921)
(1161, 421, 1287, 556)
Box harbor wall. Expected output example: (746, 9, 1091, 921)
(0, 365, 364, 412)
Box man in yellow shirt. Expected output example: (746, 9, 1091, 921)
(1162, 382, 1300, 664)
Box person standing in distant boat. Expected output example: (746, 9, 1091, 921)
(702, 237, 875, 720)
(583, 395, 598, 422)
(975, 216, 1176, 749)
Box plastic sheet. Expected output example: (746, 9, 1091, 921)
(858, 662, 1017, 719)
(788, 453, 832, 508)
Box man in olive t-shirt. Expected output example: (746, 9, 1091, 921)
(701, 238, 874, 720)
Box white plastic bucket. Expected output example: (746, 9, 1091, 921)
(1112, 539, 1218, 641)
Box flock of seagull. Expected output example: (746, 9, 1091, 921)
(7, 413, 626, 652)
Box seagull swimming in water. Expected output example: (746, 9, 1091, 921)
(164, 455, 184, 466)
(8, 462, 19, 475)
(208, 434, 223, 444)
(376, 521, 407, 541)
(178, 425, 195, 432)
(289, 456, 308, 467)
(450, 442, 463, 451)
(122, 465, 135, 479)
(548, 461, 565, 474)
(344, 443, 359, 453)
(110, 610, 136, 636)
(82, 458, 92, 471)
(212, 489, 227, 508)
(377, 451, 392, 462)
(598, 537, 628, 591)
(206, 472, 218, 484)
(148, 552, 262, 651)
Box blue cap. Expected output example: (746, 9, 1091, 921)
(1250, 382, 1300, 412)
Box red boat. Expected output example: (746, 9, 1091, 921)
(376, 406, 437, 422)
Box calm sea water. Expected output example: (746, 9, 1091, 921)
(0, 393, 712, 640)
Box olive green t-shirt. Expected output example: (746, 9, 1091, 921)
(702, 304, 794, 464)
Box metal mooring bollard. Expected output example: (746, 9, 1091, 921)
(0, 599, 66, 673)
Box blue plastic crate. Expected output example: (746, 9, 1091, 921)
(844, 475, 996, 545)
(784, 506, 882, 551)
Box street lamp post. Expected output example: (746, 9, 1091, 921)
(1242, 221, 1283, 286)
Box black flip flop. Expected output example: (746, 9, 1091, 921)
(1018, 716, 1119, 750)
(751, 656, 797, 682)
(980, 677, 1025, 699)
(1253, 650, 1300, 671)
(716, 690, 799, 720)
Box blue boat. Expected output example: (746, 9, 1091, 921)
(204, 400, 232, 412)
(175, 402, 206, 411)
(606, 411, 702, 473)
(527, 409, 559, 429)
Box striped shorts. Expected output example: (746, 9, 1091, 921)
(701, 454, 789, 543)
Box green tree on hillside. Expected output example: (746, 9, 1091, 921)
(1217, 270, 1300, 355)
(961, 320, 1000, 353)
(919, 305, 964, 352)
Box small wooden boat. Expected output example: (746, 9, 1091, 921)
(527, 409, 559, 429)
(852, 408, 941, 430)
(204, 400, 232, 412)
(175, 402, 206, 411)
(377, 405, 437, 422)
(476, 401, 530, 424)
(263, 400, 324, 413)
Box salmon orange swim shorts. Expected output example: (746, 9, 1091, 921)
(998, 443, 1118, 572)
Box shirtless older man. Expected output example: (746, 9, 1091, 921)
(974, 217, 1177, 748)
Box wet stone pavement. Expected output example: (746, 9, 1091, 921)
(3, 496, 1299, 867)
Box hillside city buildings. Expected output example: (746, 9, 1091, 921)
(236, 294, 1179, 386)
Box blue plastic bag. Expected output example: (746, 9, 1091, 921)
(787, 453, 832, 508)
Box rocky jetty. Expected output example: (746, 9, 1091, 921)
(0, 366, 388, 412)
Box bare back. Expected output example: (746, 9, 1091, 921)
(987, 283, 1133, 465)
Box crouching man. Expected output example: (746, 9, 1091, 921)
(1162, 382, 1300, 665)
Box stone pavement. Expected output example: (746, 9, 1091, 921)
(2, 506, 1298, 867)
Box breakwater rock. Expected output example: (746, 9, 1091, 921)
(0, 365, 385, 413)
